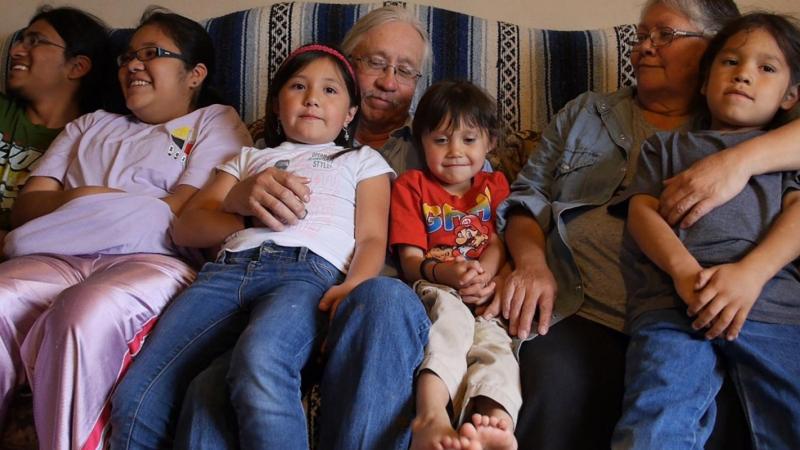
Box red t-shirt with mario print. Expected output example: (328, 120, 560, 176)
(390, 169, 510, 261)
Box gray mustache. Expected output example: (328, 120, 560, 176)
(363, 91, 400, 107)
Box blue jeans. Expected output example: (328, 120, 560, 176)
(612, 308, 800, 450)
(175, 276, 430, 450)
(110, 243, 344, 450)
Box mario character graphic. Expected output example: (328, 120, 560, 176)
(452, 214, 489, 259)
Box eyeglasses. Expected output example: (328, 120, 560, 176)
(630, 27, 706, 48)
(117, 47, 185, 67)
(14, 33, 66, 50)
(350, 55, 422, 84)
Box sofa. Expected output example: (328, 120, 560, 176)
(0, 1, 635, 448)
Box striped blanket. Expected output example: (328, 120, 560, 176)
(1, 1, 636, 133)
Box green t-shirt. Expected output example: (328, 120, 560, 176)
(0, 93, 62, 229)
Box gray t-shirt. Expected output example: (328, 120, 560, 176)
(615, 129, 800, 325)
(567, 102, 660, 331)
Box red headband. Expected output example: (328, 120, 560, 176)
(283, 44, 356, 81)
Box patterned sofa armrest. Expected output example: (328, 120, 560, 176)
(490, 129, 541, 183)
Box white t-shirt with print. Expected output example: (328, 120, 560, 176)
(219, 141, 394, 272)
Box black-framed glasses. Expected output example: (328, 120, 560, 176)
(117, 46, 185, 67)
(350, 55, 422, 84)
(14, 32, 66, 50)
(630, 27, 706, 48)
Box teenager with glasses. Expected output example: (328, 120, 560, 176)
(0, 7, 110, 247)
(0, 8, 251, 450)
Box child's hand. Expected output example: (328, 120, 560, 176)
(434, 257, 484, 288)
(475, 269, 510, 319)
(672, 269, 703, 310)
(458, 271, 496, 306)
(318, 283, 354, 322)
(689, 263, 764, 340)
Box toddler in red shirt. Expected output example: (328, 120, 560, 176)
(390, 80, 518, 450)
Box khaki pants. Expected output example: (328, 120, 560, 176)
(415, 280, 522, 426)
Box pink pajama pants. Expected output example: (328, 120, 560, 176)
(0, 253, 195, 450)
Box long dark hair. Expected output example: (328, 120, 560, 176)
(134, 7, 222, 108)
(28, 6, 112, 114)
(698, 12, 800, 128)
(412, 79, 500, 151)
(264, 43, 360, 149)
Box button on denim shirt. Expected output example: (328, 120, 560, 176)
(496, 87, 637, 338)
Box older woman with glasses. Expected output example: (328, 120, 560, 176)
(0, 6, 111, 246)
(0, 8, 251, 450)
(495, 0, 755, 448)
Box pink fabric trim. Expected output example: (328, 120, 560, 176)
(80, 316, 160, 450)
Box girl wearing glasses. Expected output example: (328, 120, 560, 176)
(111, 43, 392, 449)
(0, 6, 110, 242)
(0, 8, 250, 450)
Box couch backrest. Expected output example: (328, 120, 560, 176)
(1, 1, 636, 132)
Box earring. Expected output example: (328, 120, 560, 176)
(343, 126, 350, 141)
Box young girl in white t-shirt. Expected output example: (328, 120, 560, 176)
(111, 43, 394, 448)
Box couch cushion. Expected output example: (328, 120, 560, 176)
(1, 1, 635, 133)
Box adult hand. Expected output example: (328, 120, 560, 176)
(660, 149, 750, 228)
(497, 264, 556, 339)
(222, 167, 311, 231)
(689, 263, 763, 341)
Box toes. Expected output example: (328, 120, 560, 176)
(459, 421, 479, 439)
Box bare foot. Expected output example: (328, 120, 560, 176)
(458, 414, 517, 450)
(411, 413, 471, 450)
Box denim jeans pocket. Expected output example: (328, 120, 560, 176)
(306, 252, 344, 285)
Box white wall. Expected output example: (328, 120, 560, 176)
(2, 0, 798, 35)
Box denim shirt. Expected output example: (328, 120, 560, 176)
(496, 87, 637, 336)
